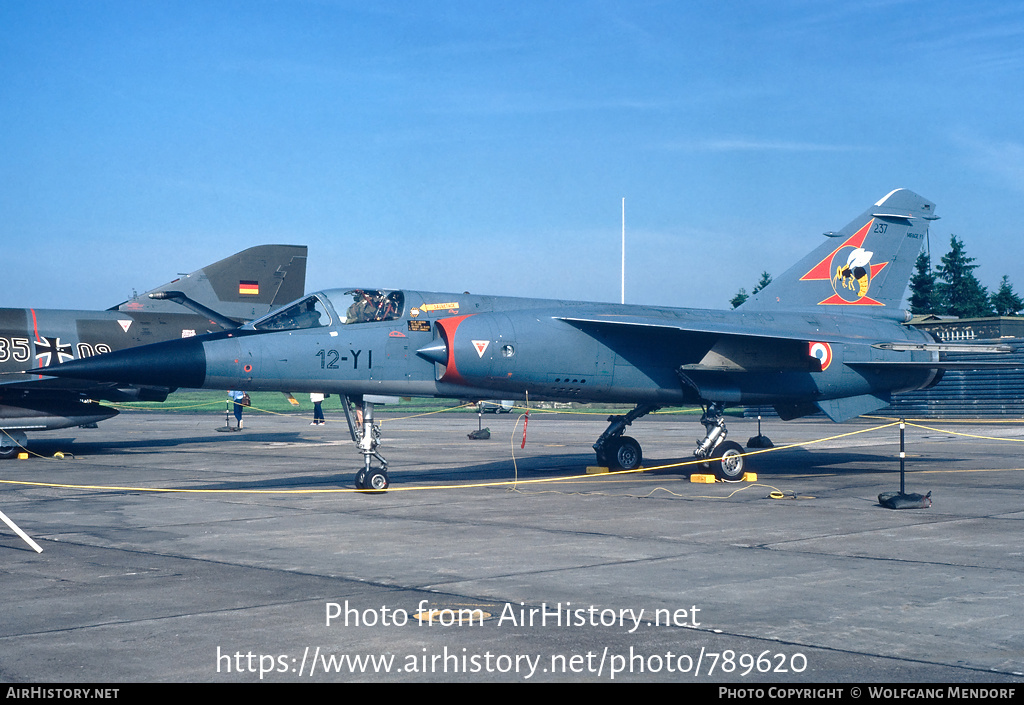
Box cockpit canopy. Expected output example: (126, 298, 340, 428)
(252, 295, 332, 331)
(249, 289, 405, 331)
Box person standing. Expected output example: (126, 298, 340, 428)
(228, 390, 248, 429)
(310, 392, 325, 425)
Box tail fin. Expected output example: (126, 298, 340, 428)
(111, 245, 308, 321)
(740, 189, 936, 318)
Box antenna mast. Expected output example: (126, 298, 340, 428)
(621, 197, 625, 304)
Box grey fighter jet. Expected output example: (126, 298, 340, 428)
(29, 191, 1016, 489)
(1, 245, 306, 457)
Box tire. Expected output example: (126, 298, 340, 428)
(611, 436, 643, 471)
(713, 440, 745, 481)
(362, 469, 389, 492)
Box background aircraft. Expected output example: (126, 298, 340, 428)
(1, 244, 307, 458)
(29, 190, 1016, 489)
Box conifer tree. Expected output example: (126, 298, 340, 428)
(908, 252, 939, 314)
(751, 271, 772, 295)
(730, 272, 771, 309)
(990, 275, 1024, 316)
(935, 235, 993, 318)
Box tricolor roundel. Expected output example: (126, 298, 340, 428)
(809, 342, 833, 371)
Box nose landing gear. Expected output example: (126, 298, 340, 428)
(344, 398, 390, 491)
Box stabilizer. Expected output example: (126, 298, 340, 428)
(111, 245, 308, 321)
(740, 189, 936, 318)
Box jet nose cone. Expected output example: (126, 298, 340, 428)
(27, 337, 208, 389)
(416, 340, 448, 365)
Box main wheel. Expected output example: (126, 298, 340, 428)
(0, 446, 18, 460)
(712, 440, 745, 481)
(610, 436, 643, 470)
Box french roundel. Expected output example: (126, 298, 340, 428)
(809, 342, 833, 371)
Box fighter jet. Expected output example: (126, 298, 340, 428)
(28, 190, 1016, 489)
(1, 245, 307, 458)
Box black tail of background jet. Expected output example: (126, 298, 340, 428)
(111, 244, 308, 324)
(739, 188, 936, 316)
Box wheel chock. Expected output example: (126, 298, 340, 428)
(586, 466, 611, 474)
(689, 473, 716, 483)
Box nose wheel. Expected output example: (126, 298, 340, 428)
(355, 465, 390, 491)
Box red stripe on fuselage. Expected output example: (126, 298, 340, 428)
(435, 314, 473, 385)
(29, 309, 42, 379)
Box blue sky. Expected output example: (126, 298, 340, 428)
(2, 1, 1023, 311)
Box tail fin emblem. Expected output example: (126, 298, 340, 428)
(800, 220, 889, 305)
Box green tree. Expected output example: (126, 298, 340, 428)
(908, 252, 939, 314)
(730, 272, 771, 309)
(990, 275, 1024, 316)
(935, 235, 993, 318)
(751, 271, 772, 295)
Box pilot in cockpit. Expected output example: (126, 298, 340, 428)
(346, 290, 375, 324)
(291, 299, 323, 328)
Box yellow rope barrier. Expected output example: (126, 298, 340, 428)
(905, 422, 1024, 442)
(1, 420, 900, 494)
(5, 409, 1023, 497)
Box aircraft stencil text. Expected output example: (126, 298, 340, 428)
(315, 349, 372, 369)
(0, 337, 31, 363)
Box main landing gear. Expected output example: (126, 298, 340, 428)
(593, 403, 659, 471)
(0, 431, 27, 460)
(694, 402, 745, 481)
(592, 401, 746, 481)
(348, 400, 390, 491)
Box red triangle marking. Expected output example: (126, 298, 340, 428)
(801, 220, 873, 281)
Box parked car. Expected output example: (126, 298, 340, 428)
(478, 400, 514, 413)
